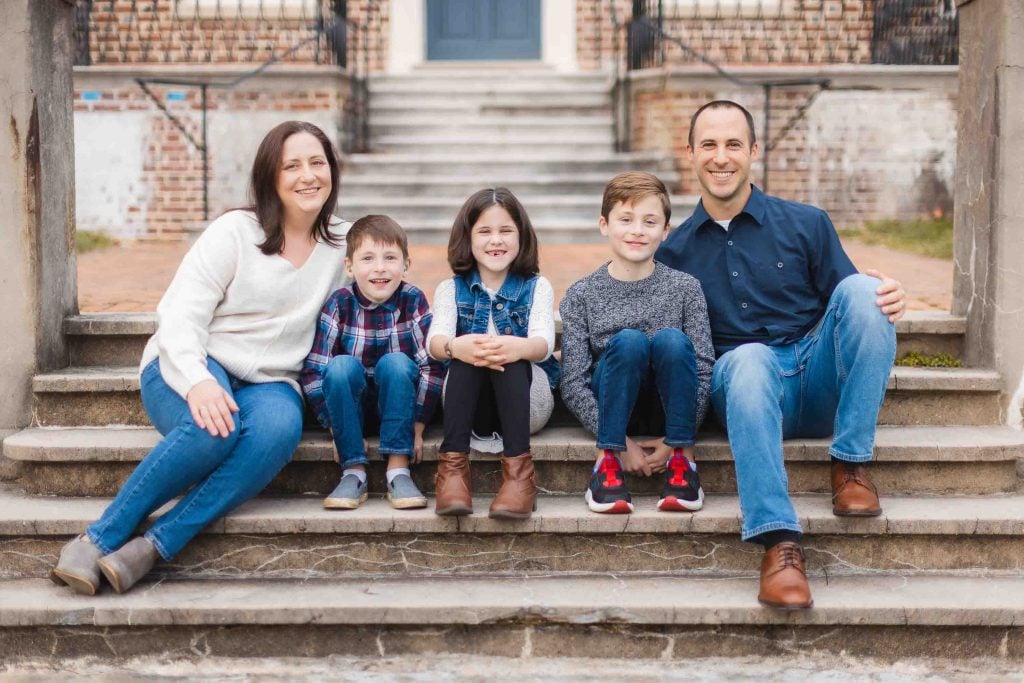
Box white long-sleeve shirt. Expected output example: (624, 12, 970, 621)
(139, 209, 351, 399)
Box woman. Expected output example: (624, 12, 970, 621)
(50, 121, 351, 594)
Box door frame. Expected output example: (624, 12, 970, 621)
(387, 0, 577, 73)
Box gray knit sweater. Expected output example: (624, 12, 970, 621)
(559, 262, 715, 436)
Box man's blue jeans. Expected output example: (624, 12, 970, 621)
(592, 328, 699, 451)
(87, 358, 303, 560)
(710, 274, 897, 541)
(321, 352, 418, 468)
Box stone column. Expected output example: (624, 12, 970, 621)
(0, 0, 77, 436)
(952, 0, 1024, 427)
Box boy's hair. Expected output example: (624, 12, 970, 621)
(448, 187, 539, 277)
(687, 100, 757, 148)
(600, 172, 671, 225)
(345, 214, 409, 260)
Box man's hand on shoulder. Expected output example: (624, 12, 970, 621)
(864, 269, 907, 322)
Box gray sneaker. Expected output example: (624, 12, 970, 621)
(387, 473, 428, 510)
(324, 474, 369, 509)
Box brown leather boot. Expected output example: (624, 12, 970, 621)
(435, 451, 472, 516)
(831, 461, 882, 517)
(757, 541, 813, 610)
(489, 452, 538, 520)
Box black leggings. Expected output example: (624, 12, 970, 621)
(440, 359, 532, 457)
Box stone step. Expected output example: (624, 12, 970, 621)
(368, 77, 612, 95)
(28, 366, 1005, 429)
(6, 425, 1021, 497)
(342, 150, 678, 177)
(369, 100, 612, 118)
(337, 172, 671, 198)
(4, 575, 1024, 660)
(368, 91, 611, 111)
(4, 487, 1024, 578)
(368, 113, 613, 131)
(371, 139, 615, 155)
(63, 311, 968, 368)
(336, 194, 696, 226)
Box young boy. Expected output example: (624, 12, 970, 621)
(559, 172, 715, 514)
(300, 215, 444, 510)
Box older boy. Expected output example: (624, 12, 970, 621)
(300, 215, 444, 510)
(560, 172, 715, 514)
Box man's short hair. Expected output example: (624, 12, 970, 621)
(688, 100, 757, 148)
(600, 171, 671, 225)
(345, 214, 409, 260)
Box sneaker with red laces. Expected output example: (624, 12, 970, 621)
(585, 451, 634, 514)
(657, 449, 704, 512)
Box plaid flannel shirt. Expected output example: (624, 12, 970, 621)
(300, 281, 444, 429)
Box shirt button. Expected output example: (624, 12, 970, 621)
(741, 303, 749, 309)
(504, 327, 512, 335)
(732, 271, 738, 277)
(777, 262, 784, 268)
(727, 240, 733, 246)
(496, 303, 504, 310)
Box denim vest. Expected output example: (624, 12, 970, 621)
(453, 270, 560, 389)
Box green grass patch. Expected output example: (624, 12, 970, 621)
(838, 217, 953, 260)
(75, 230, 119, 254)
(895, 351, 962, 368)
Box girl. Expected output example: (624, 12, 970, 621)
(427, 188, 558, 520)
(50, 121, 351, 594)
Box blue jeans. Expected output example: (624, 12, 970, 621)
(710, 274, 897, 541)
(591, 328, 699, 451)
(87, 358, 303, 560)
(321, 352, 418, 468)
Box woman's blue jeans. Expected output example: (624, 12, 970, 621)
(591, 328, 699, 451)
(710, 274, 897, 541)
(86, 358, 303, 560)
(321, 352, 419, 468)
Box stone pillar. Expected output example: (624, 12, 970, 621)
(953, 0, 1024, 426)
(0, 0, 78, 435)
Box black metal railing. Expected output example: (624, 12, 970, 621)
(872, 0, 959, 65)
(73, 0, 344, 66)
(620, 0, 958, 70)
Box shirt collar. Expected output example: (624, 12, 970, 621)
(466, 269, 527, 302)
(692, 184, 766, 230)
(353, 281, 401, 311)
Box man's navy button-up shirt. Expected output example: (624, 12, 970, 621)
(655, 185, 857, 356)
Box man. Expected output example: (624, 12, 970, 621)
(655, 100, 906, 610)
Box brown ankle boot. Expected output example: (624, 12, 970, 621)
(435, 451, 472, 516)
(489, 452, 538, 520)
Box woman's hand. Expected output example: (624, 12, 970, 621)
(187, 379, 239, 438)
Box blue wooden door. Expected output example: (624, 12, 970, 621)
(427, 0, 541, 61)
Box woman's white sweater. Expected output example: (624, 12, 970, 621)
(139, 210, 351, 400)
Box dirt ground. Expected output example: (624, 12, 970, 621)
(77, 237, 952, 313)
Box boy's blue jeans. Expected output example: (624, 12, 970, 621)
(87, 358, 303, 560)
(591, 328, 699, 451)
(710, 274, 897, 541)
(321, 352, 418, 468)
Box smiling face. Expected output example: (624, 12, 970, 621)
(275, 131, 332, 226)
(687, 105, 759, 219)
(470, 204, 521, 282)
(599, 195, 669, 267)
(346, 238, 408, 304)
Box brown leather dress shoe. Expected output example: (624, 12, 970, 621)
(831, 461, 882, 517)
(758, 541, 813, 610)
(489, 452, 538, 520)
(435, 451, 473, 516)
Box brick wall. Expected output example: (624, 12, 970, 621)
(74, 66, 348, 239)
(630, 66, 958, 226)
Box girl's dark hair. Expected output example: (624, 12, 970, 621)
(447, 187, 539, 277)
(248, 120, 343, 255)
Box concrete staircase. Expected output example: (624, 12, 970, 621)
(337, 68, 692, 243)
(4, 310, 1024, 661)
